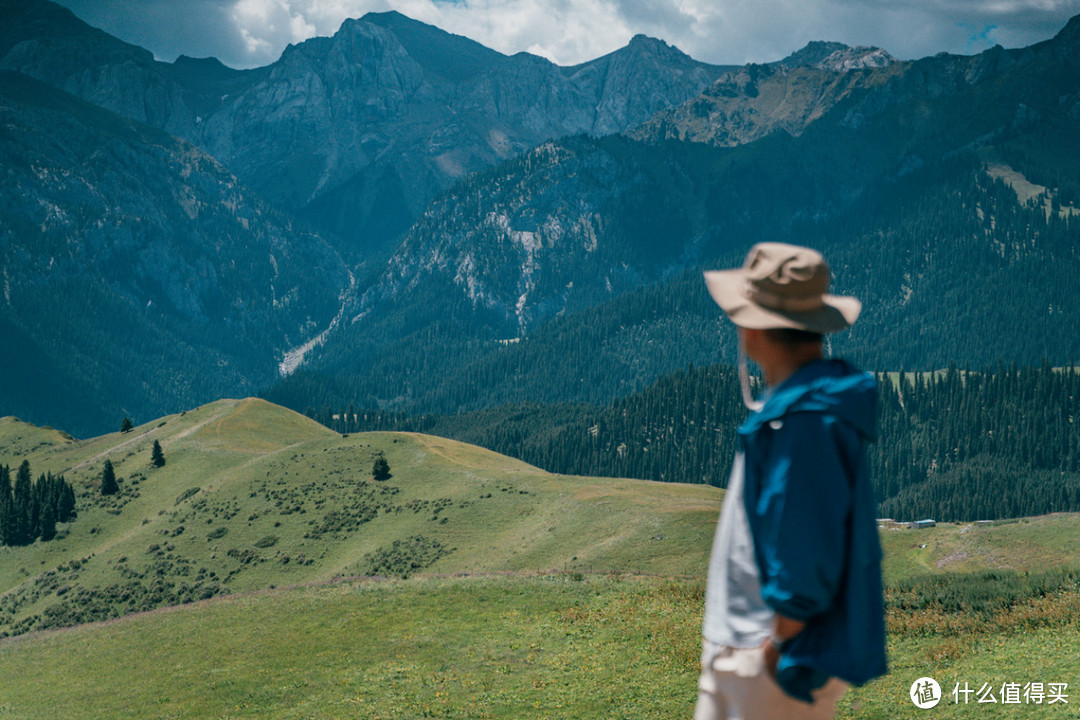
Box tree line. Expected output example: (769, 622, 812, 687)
(310, 361, 1080, 522)
(0, 461, 77, 546)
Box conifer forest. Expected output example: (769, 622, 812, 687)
(310, 363, 1080, 523)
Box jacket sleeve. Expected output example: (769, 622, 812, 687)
(746, 412, 855, 622)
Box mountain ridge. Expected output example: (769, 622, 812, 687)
(283, 14, 1080, 412)
(1, 0, 738, 256)
(4, 0, 1080, 440)
(0, 70, 351, 437)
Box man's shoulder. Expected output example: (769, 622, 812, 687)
(741, 360, 876, 440)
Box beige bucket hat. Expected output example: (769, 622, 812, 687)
(703, 242, 861, 333)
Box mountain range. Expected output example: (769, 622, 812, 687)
(1, 0, 737, 257)
(2, 0, 1080, 439)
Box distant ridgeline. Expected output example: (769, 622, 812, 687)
(304, 363, 1080, 523)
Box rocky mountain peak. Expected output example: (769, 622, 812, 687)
(779, 40, 849, 68)
(1045, 12, 1080, 51)
(351, 9, 505, 82)
(626, 34, 673, 53)
(818, 46, 896, 71)
(779, 40, 895, 71)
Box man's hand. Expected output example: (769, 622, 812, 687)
(763, 615, 806, 678)
(763, 636, 781, 678)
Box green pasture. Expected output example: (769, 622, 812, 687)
(1, 571, 1077, 719)
(2, 400, 1079, 718)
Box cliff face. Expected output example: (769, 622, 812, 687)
(1, 3, 731, 255)
(632, 20, 1080, 150)
(188, 14, 733, 255)
(0, 71, 350, 435)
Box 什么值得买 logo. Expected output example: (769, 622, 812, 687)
(910, 677, 942, 709)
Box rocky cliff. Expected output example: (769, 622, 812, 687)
(0, 71, 350, 436)
(633, 19, 1080, 149)
(1, 1, 732, 256)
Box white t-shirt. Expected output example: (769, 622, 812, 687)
(702, 452, 776, 647)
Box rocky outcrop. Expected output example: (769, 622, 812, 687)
(778, 41, 896, 71)
(0, 71, 350, 435)
(1, 2, 731, 255)
(631, 17, 1080, 149)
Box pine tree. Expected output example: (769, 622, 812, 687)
(101, 460, 119, 496)
(56, 478, 76, 522)
(0, 465, 12, 546)
(151, 440, 166, 468)
(120, 417, 133, 433)
(372, 454, 391, 481)
(38, 496, 56, 542)
(12, 461, 33, 545)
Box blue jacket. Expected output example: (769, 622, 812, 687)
(739, 359, 887, 701)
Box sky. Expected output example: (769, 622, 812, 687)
(51, 0, 1080, 70)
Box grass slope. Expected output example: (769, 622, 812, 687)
(0, 569, 1077, 719)
(878, 515, 1080, 584)
(0, 398, 719, 636)
(2, 403, 1079, 718)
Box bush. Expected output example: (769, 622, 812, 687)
(175, 488, 200, 505)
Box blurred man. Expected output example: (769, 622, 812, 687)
(696, 243, 887, 720)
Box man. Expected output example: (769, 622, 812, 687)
(696, 242, 887, 720)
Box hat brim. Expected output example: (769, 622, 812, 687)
(703, 269, 861, 334)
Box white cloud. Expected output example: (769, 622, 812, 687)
(222, 0, 638, 66)
(436, 0, 636, 63)
(53, 0, 1080, 70)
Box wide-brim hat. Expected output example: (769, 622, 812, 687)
(703, 242, 861, 333)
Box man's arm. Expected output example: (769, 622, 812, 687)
(749, 412, 855, 623)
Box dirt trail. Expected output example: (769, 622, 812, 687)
(65, 402, 237, 474)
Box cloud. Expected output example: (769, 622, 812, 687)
(51, 0, 1080, 71)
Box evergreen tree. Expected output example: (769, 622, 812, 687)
(0, 465, 12, 546)
(0, 463, 76, 546)
(151, 440, 166, 468)
(120, 417, 133, 433)
(56, 478, 76, 522)
(372, 454, 391, 481)
(12, 461, 33, 545)
(100, 459, 119, 496)
(38, 496, 56, 542)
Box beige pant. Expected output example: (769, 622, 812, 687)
(695, 641, 847, 720)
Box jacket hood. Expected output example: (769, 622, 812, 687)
(740, 358, 877, 442)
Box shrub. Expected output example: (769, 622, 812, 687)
(175, 488, 200, 505)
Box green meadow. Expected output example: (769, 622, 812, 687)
(1, 400, 1078, 718)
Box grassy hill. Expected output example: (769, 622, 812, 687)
(0, 398, 719, 637)
(2, 402, 1079, 718)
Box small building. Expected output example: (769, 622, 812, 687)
(908, 519, 936, 529)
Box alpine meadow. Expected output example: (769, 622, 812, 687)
(2, 0, 1080, 717)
